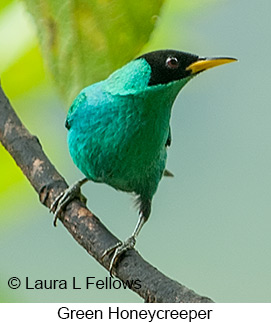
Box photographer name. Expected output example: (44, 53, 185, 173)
(24, 276, 141, 290)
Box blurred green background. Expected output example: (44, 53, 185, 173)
(1, 0, 271, 302)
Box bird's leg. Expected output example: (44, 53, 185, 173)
(50, 177, 88, 226)
(103, 213, 146, 276)
(102, 199, 151, 276)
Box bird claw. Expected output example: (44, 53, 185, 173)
(50, 183, 86, 226)
(50, 191, 64, 213)
(102, 236, 136, 277)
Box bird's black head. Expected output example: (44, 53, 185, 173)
(137, 49, 237, 86)
(137, 50, 199, 86)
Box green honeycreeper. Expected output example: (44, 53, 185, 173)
(51, 50, 236, 273)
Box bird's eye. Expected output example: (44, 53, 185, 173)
(166, 57, 179, 69)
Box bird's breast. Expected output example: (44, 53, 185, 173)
(68, 91, 171, 196)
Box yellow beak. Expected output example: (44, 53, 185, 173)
(186, 57, 237, 74)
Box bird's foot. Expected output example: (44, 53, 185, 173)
(102, 236, 136, 277)
(50, 181, 87, 226)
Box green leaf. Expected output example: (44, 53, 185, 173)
(22, 0, 165, 103)
(0, 0, 14, 12)
(1, 46, 46, 98)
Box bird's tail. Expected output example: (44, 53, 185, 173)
(134, 195, 152, 221)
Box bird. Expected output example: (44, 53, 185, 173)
(51, 49, 237, 274)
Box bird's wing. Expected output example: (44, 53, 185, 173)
(163, 169, 174, 177)
(165, 126, 171, 147)
(65, 92, 87, 130)
(164, 127, 174, 177)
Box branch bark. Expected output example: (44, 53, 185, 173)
(0, 84, 213, 303)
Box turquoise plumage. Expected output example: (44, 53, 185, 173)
(52, 50, 236, 273)
(66, 58, 190, 207)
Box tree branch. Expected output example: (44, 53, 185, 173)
(0, 84, 213, 303)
